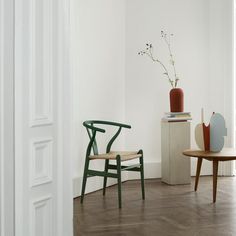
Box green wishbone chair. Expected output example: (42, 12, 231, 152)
(80, 120, 145, 208)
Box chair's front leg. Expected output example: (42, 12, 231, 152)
(116, 155, 122, 208)
(139, 150, 145, 200)
(103, 159, 109, 196)
(81, 157, 90, 204)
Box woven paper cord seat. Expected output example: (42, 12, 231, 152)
(89, 151, 142, 161)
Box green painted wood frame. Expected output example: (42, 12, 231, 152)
(80, 120, 145, 208)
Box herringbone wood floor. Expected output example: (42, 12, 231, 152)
(74, 177, 236, 236)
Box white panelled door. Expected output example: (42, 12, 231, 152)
(15, 0, 72, 235)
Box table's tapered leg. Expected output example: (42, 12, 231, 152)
(213, 160, 219, 203)
(194, 157, 203, 191)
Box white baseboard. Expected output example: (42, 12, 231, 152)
(191, 159, 212, 176)
(73, 162, 161, 198)
(73, 161, 214, 198)
(73, 172, 129, 198)
(128, 161, 161, 180)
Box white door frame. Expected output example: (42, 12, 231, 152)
(56, 0, 73, 234)
(0, 0, 15, 235)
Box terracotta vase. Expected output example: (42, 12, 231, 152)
(202, 123, 210, 151)
(169, 88, 184, 112)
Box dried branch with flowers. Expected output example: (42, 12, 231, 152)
(138, 31, 179, 88)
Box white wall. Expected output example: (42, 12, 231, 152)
(209, 0, 235, 175)
(125, 0, 234, 178)
(71, 0, 126, 197)
(125, 0, 213, 177)
(72, 0, 235, 197)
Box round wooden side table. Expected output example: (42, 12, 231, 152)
(183, 148, 236, 202)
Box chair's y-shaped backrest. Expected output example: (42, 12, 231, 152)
(83, 120, 131, 157)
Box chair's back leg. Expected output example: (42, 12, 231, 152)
(80, 157, 90, 204)
(103, 159, 109, 196)
(139, 150, 145, 200)
(116, 155, 122, 208)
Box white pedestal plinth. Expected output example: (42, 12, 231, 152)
(161, 121, 191, 185)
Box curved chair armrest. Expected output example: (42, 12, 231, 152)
(83, 120, 132, 155)
(90, 120, 131, 129)
(83, 122, 106, 133)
